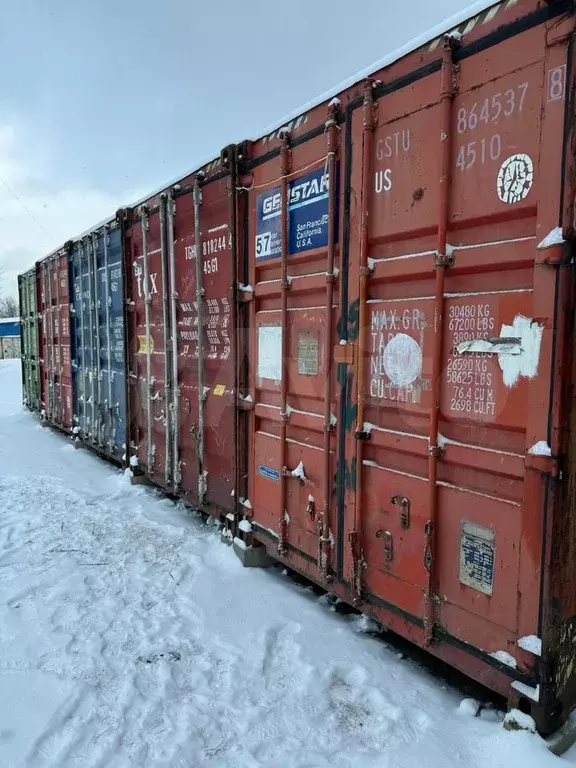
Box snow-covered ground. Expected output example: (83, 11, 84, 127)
(0, 358, 572, 767)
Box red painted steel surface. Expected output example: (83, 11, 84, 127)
(125, 156, 241, 512)
(240, 0, 576, 732)
(19, 0, 576, 735)
(37, 248, 73, 431)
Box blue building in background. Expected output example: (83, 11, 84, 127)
(0, 317, 21, 359)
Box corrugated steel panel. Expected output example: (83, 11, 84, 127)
(241, 0, 576, 735)
(18, 268, 41, 411)
(13, 0, 576, 737)
(37, 247, 73, 430)
(124, 152, 242, 511)
(70, 219, 128, 463)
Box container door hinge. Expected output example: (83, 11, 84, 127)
(435, 249, 454, 267)
(525, 451, 562, 479)
(334, 342, 355, 366)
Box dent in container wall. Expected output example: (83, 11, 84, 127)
(125, 154, 240, 512)
(70, 219, 128, 462)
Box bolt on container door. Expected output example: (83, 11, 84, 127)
(242, 107, 342, 570)
(38, 249, 73, 430)
(70, 221, 127, 462)
(125, 156, 240, 511)
(18, 268, 41, 411)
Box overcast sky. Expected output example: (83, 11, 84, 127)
(0, 0, 469, 296)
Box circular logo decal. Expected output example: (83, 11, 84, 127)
(497, 154, 534, 205)
(383, 333, 423, 387)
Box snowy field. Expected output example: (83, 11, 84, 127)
(0, 357, 572, 767)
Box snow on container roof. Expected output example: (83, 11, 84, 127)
(130, 0, 504, 208)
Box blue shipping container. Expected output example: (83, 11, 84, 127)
(70, 219, 127, 463)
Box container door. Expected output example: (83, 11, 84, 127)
(38, 263, 48, 416)
(19, 271, 38, 408)
(126, 201, 171, 487)
(345, 23, 567, 654)
(125, 163, 239, 512)
(30, 270, 41, 410)
(244, 120, 342, 573)
(38, 252, 73, 430)
(55, 251, 73, 430)
(97, 222, 128, 462)
(71, 240, 95, 441)
(170, 174, 237, 511)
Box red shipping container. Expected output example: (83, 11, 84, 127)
(37, 245, 73, 431)
(124, 148, 246, 514)
(24, 0, 576, 736)
(237, 0, 576, 733)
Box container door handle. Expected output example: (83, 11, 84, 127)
(376, 529, 394, 563)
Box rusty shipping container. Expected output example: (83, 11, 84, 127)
(37, 247, 73, 431)
(124, 147, 244, 512)
(235, 0, 576, 733)
(15, 0, 576, 736)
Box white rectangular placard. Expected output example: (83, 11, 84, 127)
(258, 326, 283, 381)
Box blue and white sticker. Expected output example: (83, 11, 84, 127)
(255, 166, 338, 261)
(259, 464, 280, 482)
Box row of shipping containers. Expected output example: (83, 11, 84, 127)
(18, 0, 576, 735)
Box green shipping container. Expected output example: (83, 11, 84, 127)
(18, 268, 41, 412)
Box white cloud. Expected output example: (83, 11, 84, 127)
(0, 122, 141, 298)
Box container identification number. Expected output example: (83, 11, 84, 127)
(456, 83, 529, 134)
(185, 232, 231, 261)
(456, 135, 502, 172)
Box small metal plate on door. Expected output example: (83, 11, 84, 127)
(298, 331, 319, 376)
(459, 521, 495, 596)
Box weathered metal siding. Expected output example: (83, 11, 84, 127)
(70, 220, 128, 462)
(125, 155, 241, 511)
(12, 0, 576, 735)
(242, 120, 341, 569)
(37, 248, 73, 430)
(242, 0, 576, 733)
